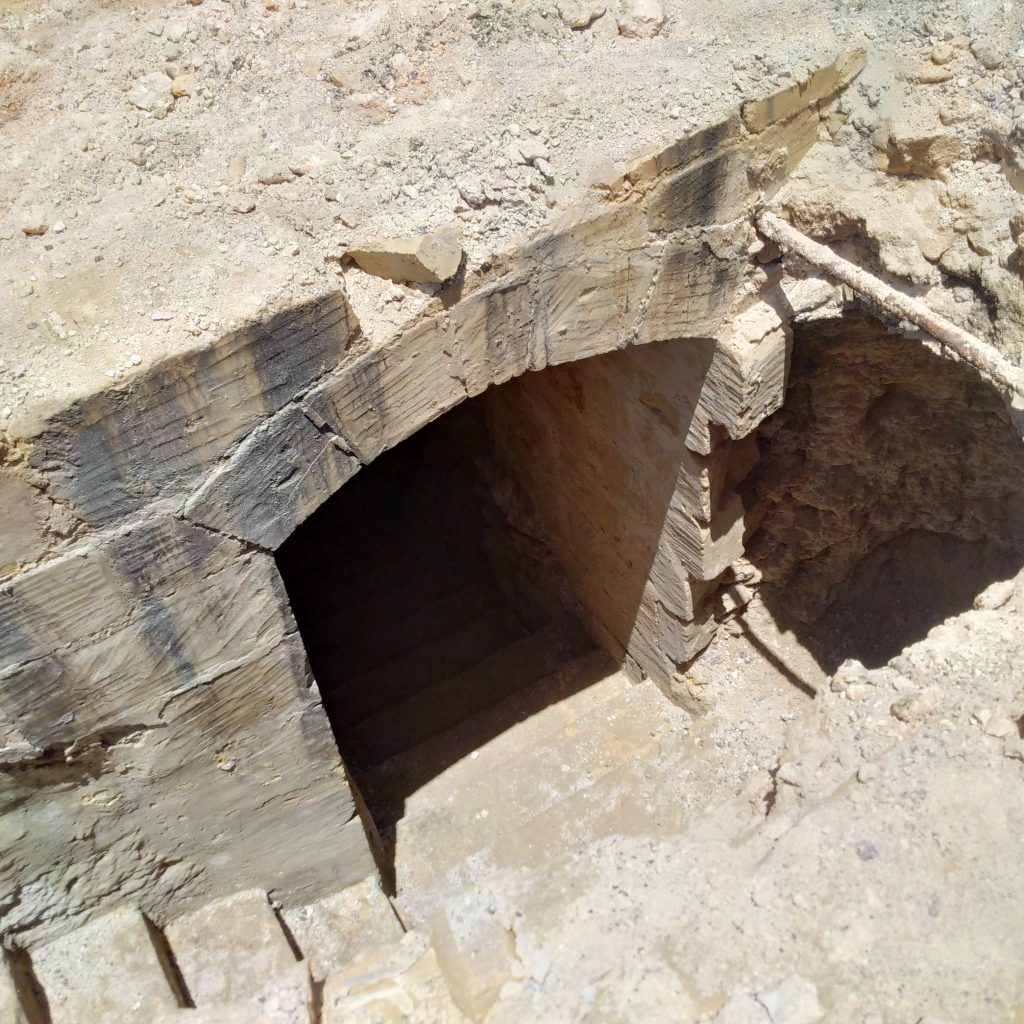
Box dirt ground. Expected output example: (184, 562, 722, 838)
(1, 0, 1021, 428)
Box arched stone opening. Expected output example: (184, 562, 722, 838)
(272, 327, 761, 893)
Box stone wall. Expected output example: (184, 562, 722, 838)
(482, 307, 786, 693)
(0, 54, 863, 948)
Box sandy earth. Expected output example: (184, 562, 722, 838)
(1, 0, 1021, 428)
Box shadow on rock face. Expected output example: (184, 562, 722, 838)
(741, 311, 1024, 674)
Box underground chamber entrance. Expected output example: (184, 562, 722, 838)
(274, 395, 607, 885)
(274, 310, 1024, 899)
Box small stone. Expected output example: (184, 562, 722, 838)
(227, 156, 247, 180)
(18, 208, 49, 236)
(856, 841, 879, 861)
(756, 975, 825, 1024)
(165, 22, 187, 43)
(617, 0, 665, 38)
(970, 40, 1004, 70)
(931, 42, 955, 65)
(515, 136, 550, 164)
(163, 43, 181, 60)
(145, 19, 165, 36)
(556, 1, 606, 29)
(51, 220, 66, 233)
(328, 68, 354, 90)
(455, 175, 486, 207)
(130, 354, 142, 366)
(983, 713, 1016, 738)
(170, 74, 195, 97)
(230, 195, 256, 213)
(891, 696, 924, 723)
(127, 71, 175, 117)
(915, 65, 955, 84)
(714, 992, 769, 1024)
(150, 310, 174, 321)
(345, 232, 463, 284)
(844, 683, 867, 701)
(256, 164, 296, 185)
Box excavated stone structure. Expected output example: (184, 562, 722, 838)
(0, 55, 871, 951)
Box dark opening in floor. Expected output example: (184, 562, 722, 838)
(741, 311, 1024, 673)
(274, 399, 601, 886)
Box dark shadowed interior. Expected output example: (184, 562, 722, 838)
(742, 312, 1024, 672)
(274, 398, 599, 880)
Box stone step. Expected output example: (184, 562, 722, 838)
(151, 962, 313, 1024)
(281, 875, 404, 984)
(362, 647, 623, 825)
(334, 602, 527, 730)
(398, 690, 686, 928)
(164, 889, 299, 1008)
(30, 906, 182, 1024)
(342, 624, 584, 769)
(318, 579, 506, 688)
(392, 677, 674, 900)
(319, 931, 466, 1024)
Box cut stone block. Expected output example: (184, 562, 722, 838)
(619, 115, 740, 187)
(525, 205, 660, 368)
(430, 907, 515, 1021)
(31, 906, 180, 1024)
(345, 233, 463, 284)
(644, 147, 749, 231)
(151, 963, 313, 1024)
(281, 877, 403, 982)
(685, 305, 791, 455)
(306, 316, 465, 463)
(321, 932, 465, 1024)
(22, 291, 357, 529)
(164, 890, 297, 1006)
(184, 403, 361, 549)
(741, 49, 866, 132)
(448, 273, 534, 397)
(640, 235, 747, 345)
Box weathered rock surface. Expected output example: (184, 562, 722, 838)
(165, 890, 298, 1005)
(30, 907, 180, 1024)
(281, 877, 403, 982)
(321, 933, 466, 1024)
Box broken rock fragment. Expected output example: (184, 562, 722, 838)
(557, 1, 606, 29)
(345, 233, 463, 284)
(617, 0, 665, 38)
(127, 71, 175, 117)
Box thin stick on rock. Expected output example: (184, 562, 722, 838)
(756, 210, 1024, 429)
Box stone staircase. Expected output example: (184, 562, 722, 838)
(389, 660, 689, 922)
(2, 661, 692, 1023)
(1, 880, 462, 1024)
